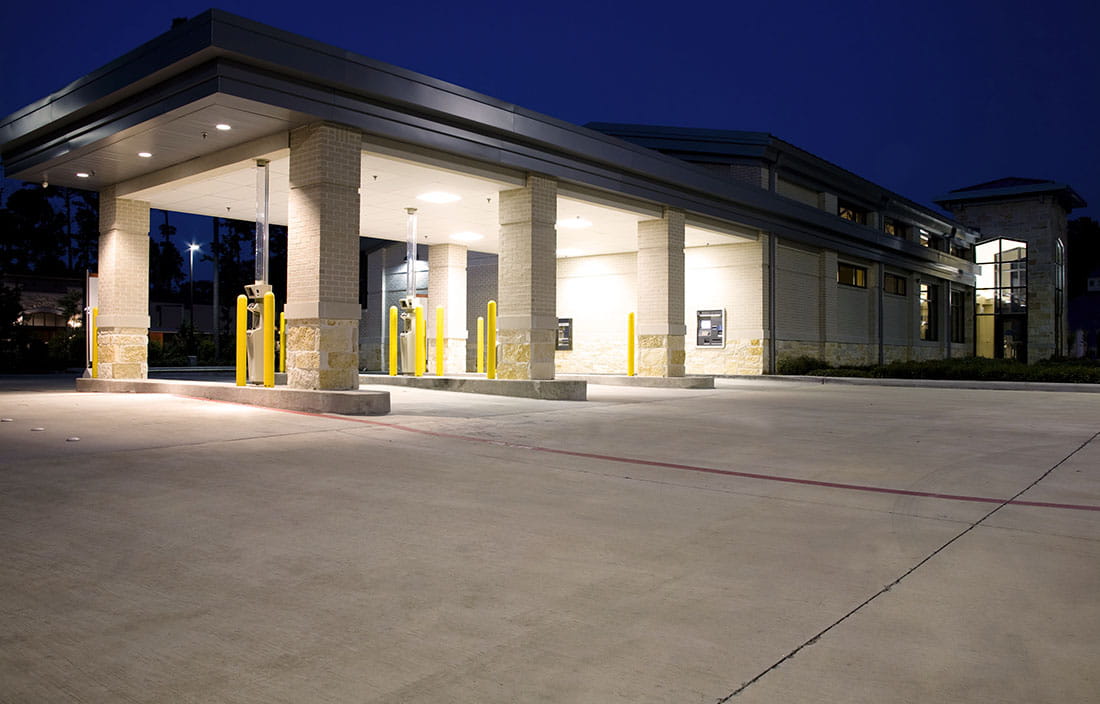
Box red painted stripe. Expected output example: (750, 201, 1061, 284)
(181, 394, 1100, 513)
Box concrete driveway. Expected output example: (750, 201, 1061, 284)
(1, 376, 1097, 703)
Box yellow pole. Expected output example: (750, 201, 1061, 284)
(388, 306, 398, 376)
(476, 316, 485, 374)
(435, 306, 445, 376)
(91, 307, 99, 378)
(263, 292, 275, 388)
(279, 311, 286, 373)
(627, 311, 636, 376)
(414, 305, 425, 377)
(487, 300, 497, 380)
(235, 295, 247, 386)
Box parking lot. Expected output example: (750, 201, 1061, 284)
(1, 375, 1097, 703)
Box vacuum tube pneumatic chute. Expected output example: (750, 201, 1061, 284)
(236, 159, 275, 387)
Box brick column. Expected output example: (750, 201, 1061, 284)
(285, 122, 362, 390)
(637, 209, 686, 377)
(497, 175, 557, 380)
(428, 244, 468, 374)
(97, 187, 150, 379)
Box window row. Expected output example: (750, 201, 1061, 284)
(836, 265, 909, 297)
(834, 266, 965, 344)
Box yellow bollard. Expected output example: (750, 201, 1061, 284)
(263, 291, 275, 388)
(476, 316, 485, 374)
(235, 295, 247, 386)
(627, 311, 636, 377)
(487, 300, 497, 380)
(388, 306, 398, 376)
(414, 305, 425, 377)
(91, 307, 99, 378)
(435, 306, 445, 376)
(279, 311, 286, 373)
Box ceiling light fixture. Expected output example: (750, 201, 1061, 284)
(138, 152, 152, 158)
(556, 216, 592, 230)
(450, 231, 483, 242)
(215, 123, 232, 131)
(75, 172, 90, 178)
(416, 191, 460, 204)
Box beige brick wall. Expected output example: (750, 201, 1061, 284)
(775, 243, 822, 346)
(555, 252, 637, 374)
(684, 240, 767, 375)
(773, 239, 963, 368)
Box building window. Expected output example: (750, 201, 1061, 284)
(883, 273, 907, 296)
(837, 262, 868, 288)
(918, 229, 933, 248)
(838, 201, 867, 225)
(950, 290, 966, 344)
(883, 218, 906, 238)
(975, 238, 1028, 361)
(920, 282, 939, 341)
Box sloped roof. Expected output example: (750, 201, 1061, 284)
(934, 177, 1086, 210)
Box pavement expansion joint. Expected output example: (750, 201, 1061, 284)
(713, 427, 1100, 701)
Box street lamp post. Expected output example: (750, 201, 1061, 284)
(187, 243, 201, 326)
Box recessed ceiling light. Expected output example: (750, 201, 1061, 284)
(137, 152, 152, 158)
(75, 172, 90, 178)
(556, 217, 592, 230)
(556, 248, 584, 257)
(215, 123, 232, 131)
(416, 191, 460, 204)
(450, 231, 483, 242)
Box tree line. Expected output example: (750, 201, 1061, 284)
(1, 182, 288, 368)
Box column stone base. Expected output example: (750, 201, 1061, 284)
(445, 338, 467, 374)
(427, 338, 468, 375)
(498, 328, 556, 380)
(638, 334, 685, 377)
(287, 318, 359, 390)
(97, 327, 148, 379)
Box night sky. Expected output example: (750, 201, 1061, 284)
(1, 0, 1097, 273)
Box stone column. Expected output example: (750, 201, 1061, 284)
(97, 187, 150, 379)
(428, 244, 468, 374)
(637, 209, 686, 377)
(497, 175, 557, 380)
(285, 122, 362, 390)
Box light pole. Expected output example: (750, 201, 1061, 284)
(187, 242, 200, 326)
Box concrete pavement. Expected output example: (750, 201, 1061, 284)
(1, 376, 1097, 702)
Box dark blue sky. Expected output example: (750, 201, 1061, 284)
(2, 0, 1097, 269)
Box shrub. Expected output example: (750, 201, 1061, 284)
(789, 355, 1100, 384)
(776, 355, 831, 375)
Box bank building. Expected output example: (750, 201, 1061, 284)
(0, 11, 1085, 390)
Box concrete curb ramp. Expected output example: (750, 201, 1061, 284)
(558, 374, 714, 389)
(359, 374, 587, 400)
(76, 378, 390, 415)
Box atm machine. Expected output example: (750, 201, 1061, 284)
(398, 296, 418, 374)
(244, 282, 272, 383)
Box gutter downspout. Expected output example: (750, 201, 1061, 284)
(767, 159, 778, 374)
